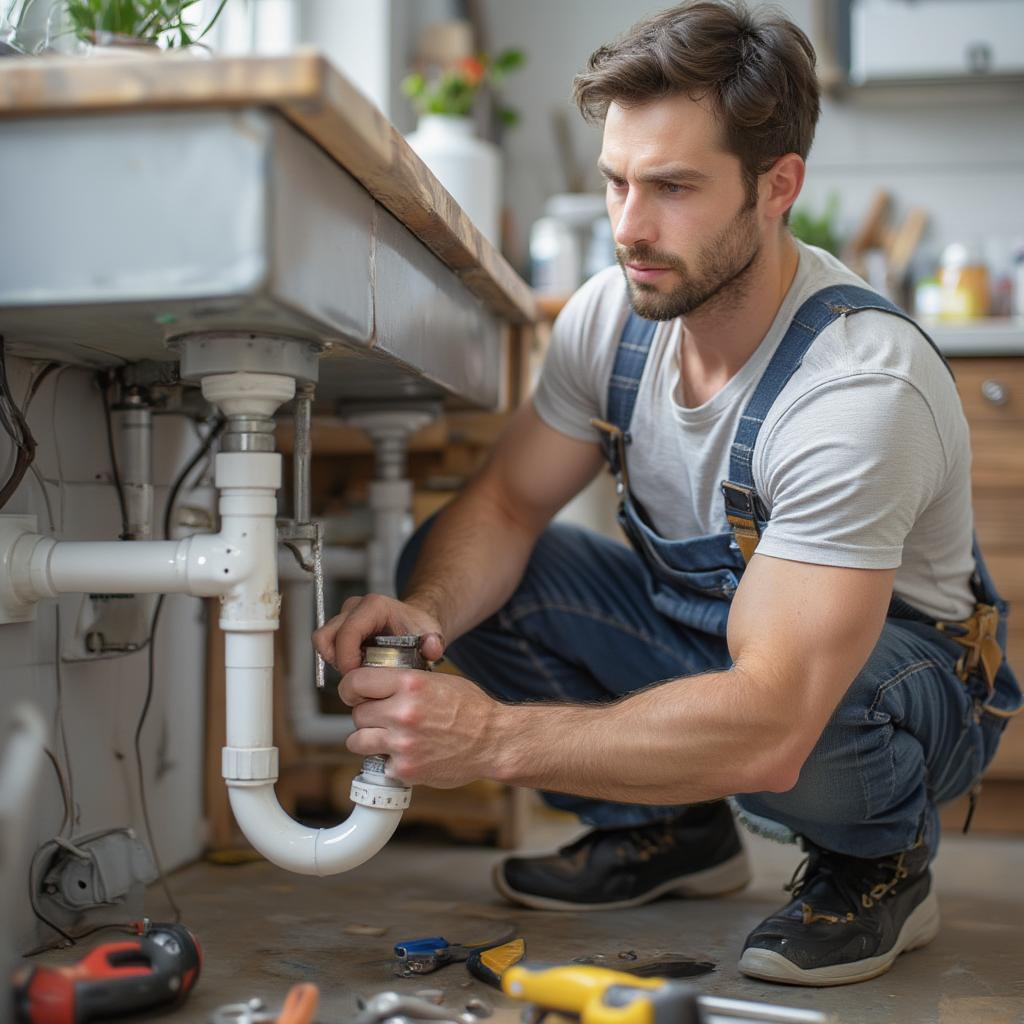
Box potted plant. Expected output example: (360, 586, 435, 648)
(401, 47, 525, 248)
(46, 0, 229, 53)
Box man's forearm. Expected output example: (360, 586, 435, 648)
(401, 484, 539, 644)
(487, 665, 798, 804)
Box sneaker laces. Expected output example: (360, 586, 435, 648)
(783, 848, 912, 926)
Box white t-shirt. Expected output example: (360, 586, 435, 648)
(533, 241, 976, 622)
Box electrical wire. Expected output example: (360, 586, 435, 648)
(0, 336, 38, 510)
(162, 416, 225, 540)
(28, 408, 224, 946)
(53, 604, 75, 835)
(131, 415, 225, 925)
(133, 593, 179, 923)
(42, 747, 71, 838)
(99, 370, 130, 541)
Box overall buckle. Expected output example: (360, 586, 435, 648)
(720, 481, 762, 565)
(590, 417, 631, 494)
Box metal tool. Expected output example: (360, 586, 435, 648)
(570, 950, 715, 979)
(13, 921, 202, 1023)
(279, 383, 327, 689)
(393, 927, 516, 977)
(353, 991, 484, 1024)
(502, 963, 836, 1024)
(210, 981, 318, 1024)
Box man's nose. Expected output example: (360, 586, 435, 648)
(613, 190, 657, 250)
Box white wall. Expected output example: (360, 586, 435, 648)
(0, 357, 210, 952)
(478, 0, 1024, 278)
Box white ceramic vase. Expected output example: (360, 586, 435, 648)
(405, 114, 501, 247)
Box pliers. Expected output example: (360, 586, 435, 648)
(393, 928, 516, 977)
(210, 981, 319, 1024)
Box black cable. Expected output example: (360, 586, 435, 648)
(130, 415, 225, 925)
(0, 336, 38, 510)
(43, 747, 71, 838)
(98, 371, 129, 540)
(27, 846, 74, 947)
(162, 416, 226, 540)
(24, 361, 59, 414)
(133, 593, 180, 923)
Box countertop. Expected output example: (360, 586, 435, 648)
(0, 49, 536, 327)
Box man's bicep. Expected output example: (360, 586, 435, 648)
(727, 553, 896, 772)
(477, 399, 604, 531)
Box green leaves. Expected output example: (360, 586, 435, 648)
(789, 192, 842, 256)
(63, 0, 229, 48)
(402, 45, 526, 128)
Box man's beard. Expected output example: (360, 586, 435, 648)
(616, 202, 761, 322)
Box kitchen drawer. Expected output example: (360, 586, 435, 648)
(967, 423, 1024, 491)
(951, 358, 1024, 423)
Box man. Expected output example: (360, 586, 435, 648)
(315, 0, 1020, 987)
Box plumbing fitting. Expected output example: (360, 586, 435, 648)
(350, 636, 422, 809)
(344, 407, 437, 596)
(0, 337, 412, 877)
(113, 386, 154, 542)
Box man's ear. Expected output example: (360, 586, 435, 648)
(760, 153, 805, 222)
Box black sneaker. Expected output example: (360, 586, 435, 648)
(492, 801, 750, 911)
(739, 841, 939, 986)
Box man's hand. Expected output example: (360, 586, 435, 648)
(340, 666, 506, 787)
(313, 594, 445, 676)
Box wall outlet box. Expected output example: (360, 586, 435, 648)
(0, 515, 37, 625)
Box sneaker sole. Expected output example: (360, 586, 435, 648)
(492, 848, 752, 911)
(738, 888, 940, 987)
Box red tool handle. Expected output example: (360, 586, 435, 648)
(14, 924, 202, 1024)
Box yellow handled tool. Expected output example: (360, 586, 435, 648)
(502, 964, 699, 1024)
(501, 963, 837, 1024)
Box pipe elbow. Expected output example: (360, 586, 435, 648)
(226, 783, 403, 876)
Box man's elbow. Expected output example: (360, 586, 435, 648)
(733, 730, 809, 795)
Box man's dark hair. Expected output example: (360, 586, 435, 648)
(572, 1, 820, 215)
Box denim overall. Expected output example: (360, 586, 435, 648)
(398, 284, 1020, 858)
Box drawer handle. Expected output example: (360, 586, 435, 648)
(981, 379, 1009, 406)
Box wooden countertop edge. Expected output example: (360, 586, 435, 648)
(0, 50, 538, 326)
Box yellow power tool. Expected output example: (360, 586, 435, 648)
(501, 963, 835, 1024)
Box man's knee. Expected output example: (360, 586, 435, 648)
(395, 513, 439, 597)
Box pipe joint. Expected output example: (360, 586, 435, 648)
(222, 745, 279, 785)
(368, 479, 413, 512)
(183, 532, 256, 597)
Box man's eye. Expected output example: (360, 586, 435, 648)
(661, 183, 691, 194)
(606, 178, 627, 190)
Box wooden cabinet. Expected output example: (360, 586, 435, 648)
(950, 357, 1024, 784)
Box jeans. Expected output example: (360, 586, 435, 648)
(397, 519, 1007, 859)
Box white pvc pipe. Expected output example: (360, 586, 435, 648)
(227, 785, 402, 876)
(283, 579, 356, 745)
(38, 540, 187, 594)
(0, 371, 411, 878)
(278, 544, 367, 583)
(223, 630, 401, 875)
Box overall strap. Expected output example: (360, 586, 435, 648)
(607, 311, 659, 432)
(722, 284, 951, 562)
(592, 311, 659, 485)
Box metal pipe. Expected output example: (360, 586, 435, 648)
(293, 384, 313, 525)
(116, 396, 153, 541)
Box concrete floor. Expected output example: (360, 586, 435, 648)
(34, 810, 1024, 1024)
